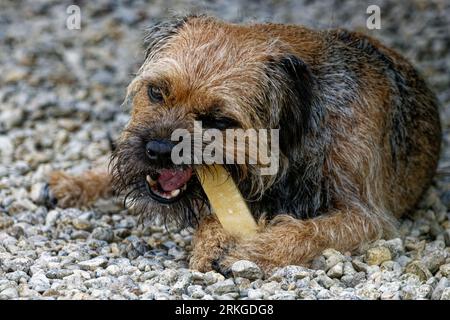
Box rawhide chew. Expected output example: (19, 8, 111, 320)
(195, 165, 257, 238)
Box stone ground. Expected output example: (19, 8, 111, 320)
(0, 0, 449, 300)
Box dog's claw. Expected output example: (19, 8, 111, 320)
(33, 183, 58, 208)
(211, 257, 233, 277)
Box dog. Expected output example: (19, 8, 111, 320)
(48, 15, 441, 274)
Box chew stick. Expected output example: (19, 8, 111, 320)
(195, 165, 258, 238)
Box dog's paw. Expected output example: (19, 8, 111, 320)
(189, 249, 237, 276)
(189, 243, 244, 276)
(213, 251, 276, 276)
(210, 236, 281, 276)
(189, 242, 234, 273)
(190, 237, 278, 276)
(47, 171, 86, 208)
(211, 250, 239, 277)
(189, 254, 218, 273)
(189, 215, 237, 273)
(31, 182, 58, 209)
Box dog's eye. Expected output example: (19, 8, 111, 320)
(197, 115, 238, 130)
(147, 85, 164, 103)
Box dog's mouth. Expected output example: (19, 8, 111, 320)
(145, 167, 193, 204)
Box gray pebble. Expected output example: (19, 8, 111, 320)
(431, 277, 449, 300)
(269, 265, 311, 282)
(29, 272, 50, 293)
(91, 227, 114, 242)
(322, 248, 346, 270)
(203, 271, 225, 285)
(405, 261, 433, 282)
(72, 218, 93, 231)
(231, 260, 263, 280)
(187, 285, 205, 299)
(5, 270, 30, 283)
(364, 247, 392, 266)
(45, 210, 60, 227)
(208, 279, 237, 295)
(0, 287, 19, 299)
(2, 257, 34, 273)
(441, 288, 450, 300)
(327, 262, 344, 278)
(78, 257, 108, 271)
(247, 288, 264, 299)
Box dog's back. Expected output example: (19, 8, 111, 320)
(251, 22, 441, 219)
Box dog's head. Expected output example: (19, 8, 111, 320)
(111, 15, 318, 226)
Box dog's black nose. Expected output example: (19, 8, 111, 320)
(145, 139, 173, 162)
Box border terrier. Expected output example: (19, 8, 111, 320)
(48, 15, 441, 274)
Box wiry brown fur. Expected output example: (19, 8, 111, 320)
(48, 169, 112, 208)
(48, 16, 441, 275)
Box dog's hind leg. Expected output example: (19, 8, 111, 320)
(47, 168, 113, 208)
(211, 207, 388, 275)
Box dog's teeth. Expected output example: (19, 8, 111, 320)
(146, 175, 156, 186)
(171, 189, 180, 197)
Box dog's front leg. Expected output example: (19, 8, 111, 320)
(189, 215, 237, 273)
(213, 209, 385, 275)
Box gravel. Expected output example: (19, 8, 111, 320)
(364, 247, 392, 266)
(0, 0, 449, 300)
(231, 260, 263, 280)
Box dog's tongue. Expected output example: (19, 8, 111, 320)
(157, 168, 192, 192)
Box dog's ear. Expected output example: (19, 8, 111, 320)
(143, 15, 199, 60)
(267, 54, 321, 152)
